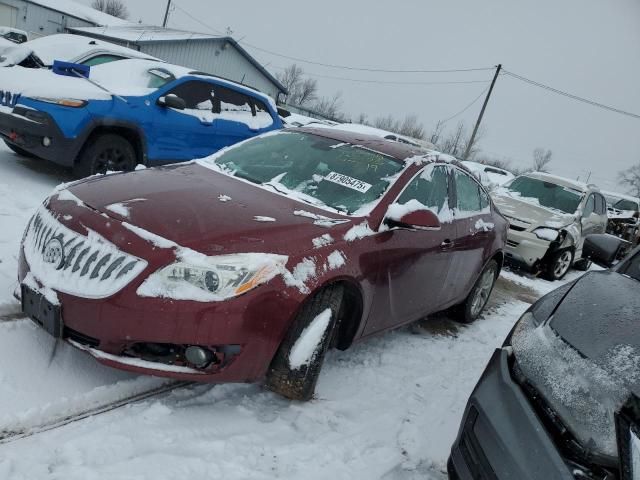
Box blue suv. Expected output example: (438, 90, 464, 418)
(0, 59, 283, 176)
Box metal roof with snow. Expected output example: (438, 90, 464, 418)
(69, 25, 287, 97)
(28, 0, 131, 27)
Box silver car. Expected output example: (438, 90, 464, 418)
(492, 172, 608, 280)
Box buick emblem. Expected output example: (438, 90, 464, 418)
(43, 237, 65, 270)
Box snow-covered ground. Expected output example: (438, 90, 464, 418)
(0, 143, 589, 479)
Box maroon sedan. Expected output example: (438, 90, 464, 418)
(18, 128, 507, 400)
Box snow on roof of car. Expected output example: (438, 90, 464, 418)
(522, 171, 596, 192)
(1, 58, 277, 105)
(329, 123, 435, 149)
(29, 0, 131, 27)
(0, 34, 158, 66)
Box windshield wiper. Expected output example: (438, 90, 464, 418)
(262, 182, 287, 194)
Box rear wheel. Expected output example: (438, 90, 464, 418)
(452, 260, 498, 324)
(4, 140, 35, 158)
(544, 248, 574, 281)
(265, 285, 344, 401)
(73, 134, 136, 178)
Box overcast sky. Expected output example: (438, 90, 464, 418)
(79, 0, 640, 192)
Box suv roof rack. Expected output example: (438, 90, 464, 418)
(188, 71, 262, 93)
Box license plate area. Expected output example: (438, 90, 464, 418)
(21, 284, 63, 338)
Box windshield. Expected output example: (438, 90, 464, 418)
(210, 132, 404, 214)
(507, 176, 583, 214)
(614, 199, 639, 211)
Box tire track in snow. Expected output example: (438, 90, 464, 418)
(0, 381, 194, 445)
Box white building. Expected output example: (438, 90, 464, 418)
(0, 0, 127, 37)
(69, 25, 288, 100)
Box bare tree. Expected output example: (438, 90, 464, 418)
(276, 64, 318, 106)
(618, 163, 640, 197)
(313, 92, 346, 121)
(91, 0, 129, 19)
(532, 148, 552, 172)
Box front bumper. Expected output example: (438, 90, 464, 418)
(504, 229, 551, 269)
(449, 349, 576, 479)
(0, 107, 79, 167)
(18, 248, 301, 384)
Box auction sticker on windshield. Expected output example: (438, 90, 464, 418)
(324, 172, 372, 193)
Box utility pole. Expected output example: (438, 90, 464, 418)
(463, 64, 502, 160)
(162, 0, 172, 28)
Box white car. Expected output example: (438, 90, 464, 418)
(0, 27, 28, 44)
(0, 33, 158, 68)
(462, 160, 515, 188)
(330, 123, 435, 150)
(492, 172, 608, 280)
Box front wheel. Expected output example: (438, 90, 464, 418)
(452, 259, 498, 324)
(544, 248, 574, 281)
(265, 285, 344, 401)
(73, 134, 136, 178)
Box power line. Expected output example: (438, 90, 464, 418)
(241, 41, 495, 74)
(440, 85, 491, 123)
(268, 64, 491, 87)
(171, 2, 225, 35)
(502, 69, 640, 120)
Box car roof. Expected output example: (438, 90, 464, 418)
(296, 127, 451, 164)
(520, 171, 596, 193)
(14, 34, 158, 65)
(601, 190, 640, 204)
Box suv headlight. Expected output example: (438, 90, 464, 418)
(533, 227, 559, 241)
(33, 97, 87, 108)
(137, 252, 288, 301)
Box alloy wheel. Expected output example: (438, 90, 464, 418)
(553, 250, 572, 278)
(470, 265, 496, 318)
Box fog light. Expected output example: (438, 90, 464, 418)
(185, 346, 214, 368)
(42, 136, 51, 147)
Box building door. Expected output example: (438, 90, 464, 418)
(0, 3, 18, 27)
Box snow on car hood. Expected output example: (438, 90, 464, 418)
(492, 190, 575, 229)
(65, 164, 354, 255)
(512, 271, 640, 461)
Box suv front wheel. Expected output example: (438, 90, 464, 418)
(73, 134, 137, 178)
(544, 248, 574, 281)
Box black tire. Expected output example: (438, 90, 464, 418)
(543, 248, 574, 281)
(452, 259, 499, 324)
(73, 134, 136, 178)
(573, 257, 592, 271)
(265, 285, 344, 401)
(4, 140, 36, 158)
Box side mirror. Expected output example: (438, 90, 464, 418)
(157, 94, 186, 110)
(385, 203, 441, 230)
(582, 234, 627, 268)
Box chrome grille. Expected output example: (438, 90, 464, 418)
(23, 206, 148, 299)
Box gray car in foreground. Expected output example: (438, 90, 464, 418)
(448, 234, 639, 480)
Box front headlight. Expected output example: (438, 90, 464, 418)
(533, 227, 559, 241)
(33, 97, 87, 108)
(137, 252, 288, 302)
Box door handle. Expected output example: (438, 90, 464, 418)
(440, 239, 454, 250)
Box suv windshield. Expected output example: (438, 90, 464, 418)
(208, 132, 404, 214)
(507, 176, 583, 214)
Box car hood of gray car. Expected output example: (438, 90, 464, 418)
(492, 191, 576, 229)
